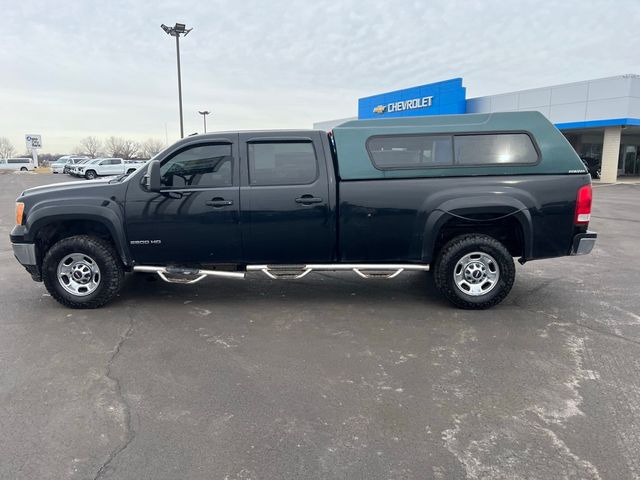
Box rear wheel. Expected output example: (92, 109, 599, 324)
(85, 170, 97, 180)
(20, 167, 27, 171)
(42, 235, 124, 308)
(433, 234, 515, 309)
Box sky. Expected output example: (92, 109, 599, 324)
(1, 0, 639, 153)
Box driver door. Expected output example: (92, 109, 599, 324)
(125, 136, 242, 265)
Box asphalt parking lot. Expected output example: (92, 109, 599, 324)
(0, 172, 639, 480)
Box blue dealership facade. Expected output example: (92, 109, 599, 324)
(315, 75, 640, 182)
(357, 78, 466, 119)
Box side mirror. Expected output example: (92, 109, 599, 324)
(145, 160, 161, 192)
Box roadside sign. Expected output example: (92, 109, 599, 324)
(25, 134, 42, 149)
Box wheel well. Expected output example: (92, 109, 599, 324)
(434, 217, 525, 260)
(35, 220, 116, 264)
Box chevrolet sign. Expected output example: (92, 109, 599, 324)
(373, 96, 434, 114)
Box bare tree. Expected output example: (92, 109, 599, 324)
(0, 137, 16, 159)
(77, 136, 102, 158)
(105, 136, 140, 159)
(141, 138, 165, 159)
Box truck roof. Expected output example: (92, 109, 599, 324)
(331, 111, 585, 179)
(334, 111, 545, 130)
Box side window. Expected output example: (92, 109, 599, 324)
(247, 141, 318, 186)
(160, 143, 233, 188)
(454, 134, 538, 165)
(367, 135, 453, 169)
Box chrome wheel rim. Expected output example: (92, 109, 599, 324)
(453, 252, 500, 296)
(57, 253, 101, 296)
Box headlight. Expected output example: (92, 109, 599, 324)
(16, 202, 25, 225)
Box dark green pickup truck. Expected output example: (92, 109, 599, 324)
(10, 111, 596, 309)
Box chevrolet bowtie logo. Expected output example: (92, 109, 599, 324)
(373, 105, 386, 114)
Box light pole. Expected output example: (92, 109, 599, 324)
(161, 22, 193, 139)
(198, 110, 210, 133)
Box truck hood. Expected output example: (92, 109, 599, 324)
(20, 178, 114, 198)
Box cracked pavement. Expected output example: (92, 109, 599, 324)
(0, 173, 639, 479)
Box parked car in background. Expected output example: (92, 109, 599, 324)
(51, 156, 89, 174)
(0, 158, 34, 172)
(67, 159, 95, 176)
(64, 158, 92, 174)
(75, 158, 145, 179)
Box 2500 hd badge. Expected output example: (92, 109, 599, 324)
(130, 240, 162, 245)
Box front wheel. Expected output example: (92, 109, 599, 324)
(433, 234, 515, 309)
(85, 170, 97, 180)
(42, 235, 124, 308)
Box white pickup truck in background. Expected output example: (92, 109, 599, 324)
(73, 158, 147, 179)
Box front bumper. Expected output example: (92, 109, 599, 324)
(11, 242, 42, 281)
(12, 242, 37, 265)
(570, 231, 597, 256)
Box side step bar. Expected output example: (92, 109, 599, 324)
(134, 264, 430, 284)
(133, 266, 245, 284)
(248, 263, 430, 280)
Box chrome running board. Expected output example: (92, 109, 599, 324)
(134, 263, 429, 284)
(246, 263, 429, 280)
(133, 266, 245, 284)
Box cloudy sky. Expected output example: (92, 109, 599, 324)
(1, 0, 639, 153)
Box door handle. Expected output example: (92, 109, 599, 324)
(295, 195, 323, 205)
(206, 197, 234, 208)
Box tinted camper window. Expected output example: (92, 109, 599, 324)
(454, 134, 538, 165)
(367, 135, 453, 170)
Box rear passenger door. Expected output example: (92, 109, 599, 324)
(239, 132, 333, 264)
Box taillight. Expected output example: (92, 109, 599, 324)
(575, 184, 592, 225)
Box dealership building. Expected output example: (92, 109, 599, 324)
(314, 75, 640, 182)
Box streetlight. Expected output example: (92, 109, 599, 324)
(160, 22, 193, 139)
(198, 110, 210, 133)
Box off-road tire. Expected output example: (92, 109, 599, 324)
(433, 234, 515, 309)
(42, 235, 124, 309)
(85, 170, 97, 180)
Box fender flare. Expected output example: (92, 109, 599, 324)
(420, 195, 534, 263)
(25, 203, 132, 266)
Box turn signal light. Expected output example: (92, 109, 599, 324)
(574, 185, 592, 224)
(15, 202, 24, 225)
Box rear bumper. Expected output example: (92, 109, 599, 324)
(570, 231, 597, 256)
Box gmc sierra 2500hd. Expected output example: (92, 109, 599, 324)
(10, 112, 596, 309)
